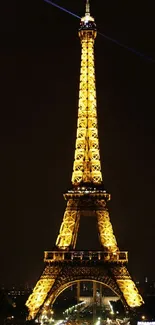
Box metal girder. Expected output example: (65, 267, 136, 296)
(55, 196, 118, 254)
(55, 199, 80, 250)
(111, 265, 144, 307)
(25, 266, 61, 320)
(96, 200, 118, 253)
(72, 31, 102, 185)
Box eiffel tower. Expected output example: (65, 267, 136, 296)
(26, 0, 144, 322)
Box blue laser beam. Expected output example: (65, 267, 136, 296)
(44, 0, 155, 63)
(44, 0, 81, 19)
(98, 32, 155, 63)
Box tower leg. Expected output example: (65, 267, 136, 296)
(26, 265, 62, 320)
(55, 199, 80, 249)
(111, 265, 144, 308)
(96, 200, 118, 253)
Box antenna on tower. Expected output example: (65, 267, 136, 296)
(85, 0, 90, 16)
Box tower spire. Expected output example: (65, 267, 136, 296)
(85, 0, 90, 16)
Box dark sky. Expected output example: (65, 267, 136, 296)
(0, 0, 155, 287)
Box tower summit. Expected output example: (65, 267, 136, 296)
(85, 0, 90, 15)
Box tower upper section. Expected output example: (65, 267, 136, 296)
(72, 1, 102, 186)
(79, 0, 97, 39)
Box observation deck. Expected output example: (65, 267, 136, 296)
(65, 185, 111, 201)
(44, 250, 128, 264)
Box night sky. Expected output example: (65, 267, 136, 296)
(0, 1, 155, 287)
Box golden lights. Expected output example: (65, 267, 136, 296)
(72, 29, 102, 185)
(25, 2, 144, 320)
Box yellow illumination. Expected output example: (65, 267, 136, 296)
(117, 278, 144, 307)
(26, 266, 61, 320)
(55, 199, 80, 249)
(25, 1, 144, 320)
(96, 205, 118, 253)
(112, 266, 144, 308)
(72, 22, 102, 185)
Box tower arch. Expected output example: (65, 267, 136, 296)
(42, 272, 125, 309)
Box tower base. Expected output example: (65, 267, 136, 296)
(26, 251, 143, 320)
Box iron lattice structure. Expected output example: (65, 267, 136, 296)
(26, 1, 144, 321)
(71, 16, 102, 185)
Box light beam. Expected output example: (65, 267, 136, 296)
(44, 0, 154, 62)
(98, 31, 155, 62)
(44, 0, 81, 19)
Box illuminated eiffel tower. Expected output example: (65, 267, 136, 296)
(26, 0, 144, 322)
